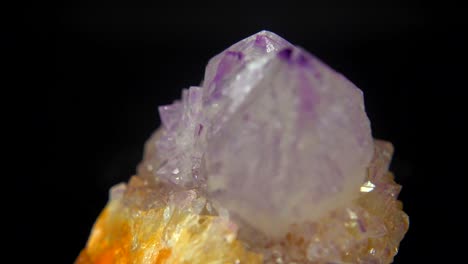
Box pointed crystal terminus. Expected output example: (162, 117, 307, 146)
(78, 31, 408, 264)
(140, 30, 374, 236)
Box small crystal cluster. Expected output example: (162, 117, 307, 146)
(76, 178, 263, 264)
(77, 31, 408, 264)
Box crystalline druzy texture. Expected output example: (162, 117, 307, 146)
(139, 31, 374, 235)
(77, 140, 408, 264)
(78, 31, 409, 264)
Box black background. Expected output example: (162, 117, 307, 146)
(9, 3, 467, 263)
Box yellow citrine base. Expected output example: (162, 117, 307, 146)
(76, 186, 262, 264)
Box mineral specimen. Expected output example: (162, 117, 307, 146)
(77, 31, 409, 264)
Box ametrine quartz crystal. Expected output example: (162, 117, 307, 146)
(77, 31, 408, 264)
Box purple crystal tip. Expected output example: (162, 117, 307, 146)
(140, 31, 374, 236)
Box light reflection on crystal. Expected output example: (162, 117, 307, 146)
(360, 180, 376, 192)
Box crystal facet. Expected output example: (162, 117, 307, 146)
(77, 31, 408, 264)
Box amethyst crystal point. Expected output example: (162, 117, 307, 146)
(139, 31, 374, 236)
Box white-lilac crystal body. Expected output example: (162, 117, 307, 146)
(140, 31, 374, 236)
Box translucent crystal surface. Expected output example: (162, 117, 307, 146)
(78, 31, 409, 264)
(139, 31, 374, 235)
